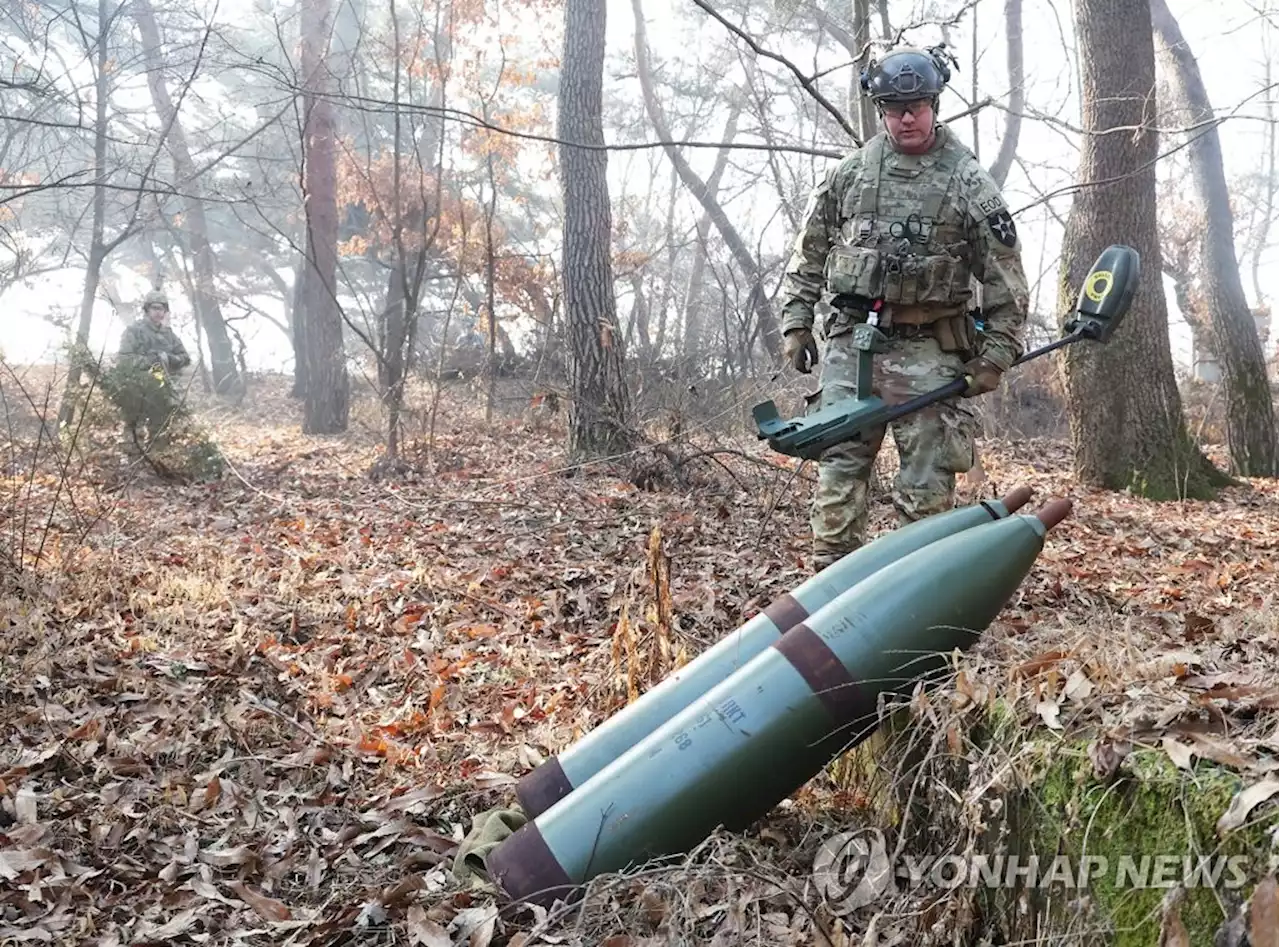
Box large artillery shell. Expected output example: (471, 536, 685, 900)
(515, 486, 1034, 817)
(488, 499, 1072, 908)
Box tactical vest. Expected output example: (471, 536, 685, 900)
(823, 132, 973, 322)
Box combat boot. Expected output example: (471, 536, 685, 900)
(808, 544, 854, 574)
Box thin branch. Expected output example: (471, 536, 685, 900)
(690, 0, 858, 141)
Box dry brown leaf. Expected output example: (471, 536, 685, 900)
(1162, 736, 1196, 770)
(1136, 650, 1201, 680)
(1251, 875, 1278, 947)
(1089, 735, 1132, 781)
(229, 880, 292, 921)
(0, 849, 48, 881)
(1217, 779, 1280, 836)
(145, 908, 199, 941)
(1159, 888, 1190, 947)
(407, 905, 452, 947)
(190, 877, 237, 905)
(1011, 651, 1067, 679)
(462, 905, 498, 947)
(1064, 668, 1094, 703)
(1181, 732, 1253, 770)
(382, 784, 444, 813)
(15, 789, 37, 824)
(1182, 612, 1215, 640)
(472, 770, 516, 788)
(1035, 699, 1063, 730)
(199, 845, 255, 868)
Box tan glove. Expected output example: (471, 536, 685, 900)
(783, 328, 819, 374)
(961, 356, 1003, 397)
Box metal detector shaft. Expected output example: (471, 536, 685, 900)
(753, 242, 1140, 460)
(873, 328, 1087, 429)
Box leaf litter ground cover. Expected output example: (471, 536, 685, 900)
(2, 373, 1276, 945)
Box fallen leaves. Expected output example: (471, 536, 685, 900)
(1087, 733, 1134, 782)
(1217, 778, 1280, 836)
(2, 382, 1276, 946)
(1251, 875, 1278, 947)
(230, 880, 292, 922)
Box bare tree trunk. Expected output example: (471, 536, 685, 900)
(1152, 0, 1278, 477)
(651, 165, 680, 356)
(60, 0, 117, 427)
(484, 145, 499, 425)
(1167, 262, 1217, 371)
(1060, 0, 1226, 499)
(970, 4, 980, 155)
(560, 0, 634, 459)
(988, 0, 1024, 188)
(133, 0, 241, 396)
(1252, 31, 1275, 306)
(289, 253, 308, 397)
(680, 104, 740, 364)
(631, 0, 781, 360)
(850, 0, 876, 141)
(300, 0, 349, 434)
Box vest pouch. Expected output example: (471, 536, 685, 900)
(919, 254, 969, 304)
(824, 245, 882, 298)
(933, 313, 978, 358)
(896, 256, 923, 306)
(881, 256, 906, 304)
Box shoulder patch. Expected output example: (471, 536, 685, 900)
(986, 210, 1018, 248)
(976, 195, 1006, 216)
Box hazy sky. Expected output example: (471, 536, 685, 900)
(2, 0, 1275, 374)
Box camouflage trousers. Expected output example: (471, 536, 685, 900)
(807, 323, 978, 568)
(116, 370, 179, 447)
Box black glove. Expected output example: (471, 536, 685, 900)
(783, 328, 819, 374)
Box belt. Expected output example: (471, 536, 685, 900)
(882, 322, 933, 339)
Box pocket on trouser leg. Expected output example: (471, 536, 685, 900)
(935, 402, 977, 475)
(891, 403, 976, 521)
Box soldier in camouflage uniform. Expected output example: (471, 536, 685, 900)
(778, 46, 1031, 570)
(116, 290, 192, 445)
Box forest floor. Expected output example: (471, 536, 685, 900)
(1, 367, 1277, 946)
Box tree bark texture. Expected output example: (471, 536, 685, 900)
(850, 0, 876, 142)
(133, 0, 242, 397)
(1060, 0, 1224, 499)
(1151, 0, 1278, 477)
(631, 0, 781, 361)
(289, 253, 308, 398)
(559, 0, 634, 459)
(300, 0, 350, 434)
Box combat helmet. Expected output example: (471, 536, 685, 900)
(861, 45, 954, 105)
(142, 289, 169, 310)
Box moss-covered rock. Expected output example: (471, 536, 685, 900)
(825, 706, 1276, 945)
(987, 743, 1276, 945)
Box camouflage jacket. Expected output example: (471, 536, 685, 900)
(778, 124, 1030, 371)
(118, 319, 192, 373)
